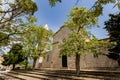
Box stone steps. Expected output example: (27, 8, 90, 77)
(1, 69, 120, 80)
(16, 70, 104, 79)
(0, 74, 20, 80)
(1, 73, 25, 80)
(33, 69, 120, 80)
(1, 70, 99, 80)
(2, 72, 49, 80)
(10, 71, 84, 80)
(33, 70, 120, 79)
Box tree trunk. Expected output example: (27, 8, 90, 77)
(25, 57, 28, 70)
(75, 53, 80, 75)
(32, 58, 37, 69)
(13, 64, 15, 70)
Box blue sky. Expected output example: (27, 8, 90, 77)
(34, 0, 119, 39)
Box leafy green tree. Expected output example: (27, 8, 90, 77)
(0, 0, 58, 48)
(0, 0, 37, 25)
(24, 26, 53, 69)
(0, 0, 37, 47)
(60, 7, 109, 74)
(22, 16, 53, 69)
(104, 13, 120, 65)
(2, 44, 25, 70)
(20, 16, 37, 69)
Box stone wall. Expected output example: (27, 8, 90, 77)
(51, 26, 71, 69)
(41, 53, 52, 68)
(80, 54, 119, 69)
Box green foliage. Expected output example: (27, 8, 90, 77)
(22, 17, 53, 68)
(19, 0, 38, 14)
(65, 7, 99, 30)
(2, 53, 11, 66)
(104, 13, 120, 61)
(19, 61, 32, 69)
(28, 16, 37, 23)
(92, 0, 116, 16)
(63, 6, 112, 56)
(60, 6, 110, 74)
(24, 25, 53, 59)
(0, 0, 38, 47)
(60, 30, 109, 56)
(0, 0, 37, 24)
(60, 28, 89, 56)
(88, 37, 112, 55)
(118, 2, 120, 9)
(0, 32, 9, 46)
(48, 0, 61, 7)
(48, 0, 119, 10)
(2, 44, 25, 66)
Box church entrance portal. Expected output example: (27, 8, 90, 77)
(62, 55, 67, 67)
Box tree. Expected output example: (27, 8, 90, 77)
(0, 0, 37, 47)
(18, 16, 38, 69)
(60, 7, 109, 74)
(0, 0, 37, 25)
(49, 0, 120, 9)
(60, 28, 89, 74)
(22, 16, 53, 69)
(104, 13, 120, 65)
(24, 26, 53, 69)
(2, 44, 25, 70)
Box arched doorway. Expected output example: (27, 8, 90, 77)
(62, 55, 67, 67)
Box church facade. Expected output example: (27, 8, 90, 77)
(40, 26, 119, 70)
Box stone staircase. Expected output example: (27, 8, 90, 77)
(1, 69, 120, 80)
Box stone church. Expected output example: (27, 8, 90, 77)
(37, 26, 119, 70)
